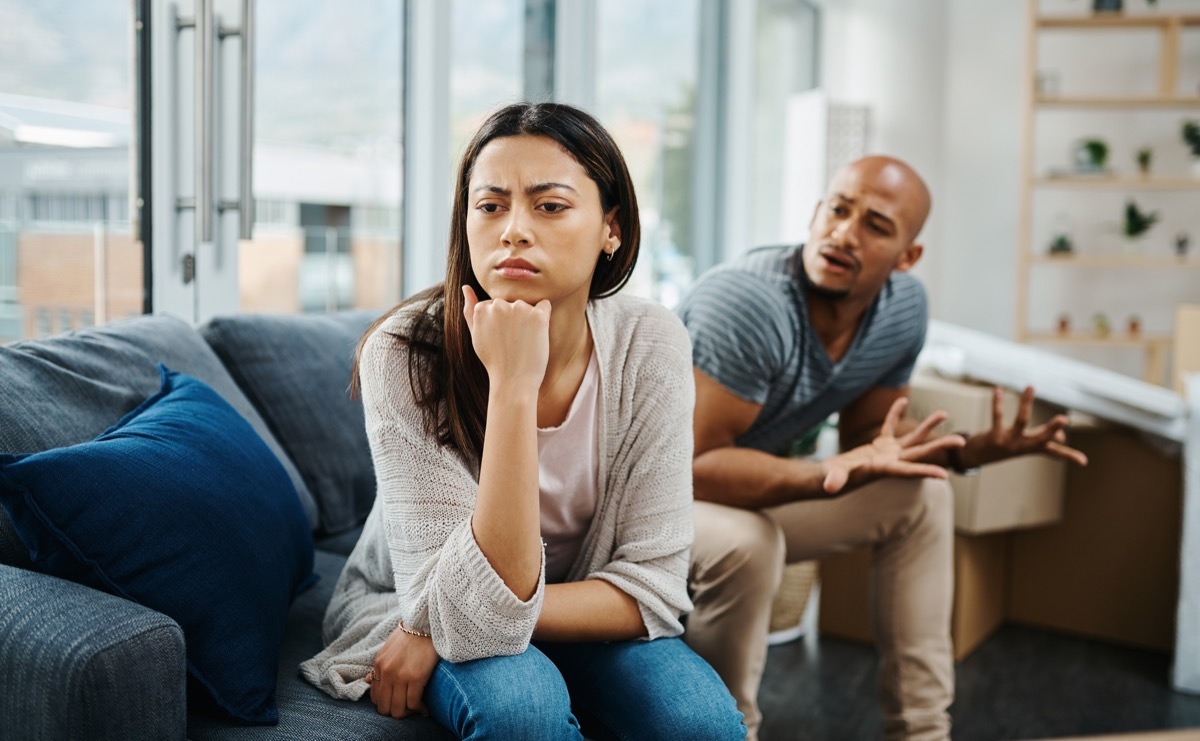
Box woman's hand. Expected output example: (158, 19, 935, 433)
(462, 285, 551, 393)
(365, 625, 439, 719)
(820, 397, 964, 494)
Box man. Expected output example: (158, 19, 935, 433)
(676, 156, 1087, 741)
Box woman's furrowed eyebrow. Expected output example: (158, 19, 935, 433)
(471, 182, 579, 196)
(526, 182, 577, 196)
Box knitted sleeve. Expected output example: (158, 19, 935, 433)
(588, 302, 696, 639)
(357, 318, 544, 663)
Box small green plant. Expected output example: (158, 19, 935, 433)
(1076, 138, 1110, 171)
(1136, 147, 1152, 174)
(1183, 121, 1200, 158)
(1048, 233, 1074, 255)
(1122, 200, 1159, 239)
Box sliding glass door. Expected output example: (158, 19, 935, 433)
(0, 1, 139, 341)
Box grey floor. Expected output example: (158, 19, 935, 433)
(758, 625, 1200, 741)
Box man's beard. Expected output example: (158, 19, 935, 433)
(807, 283, 851, 302)
(799, 255, 851, 302)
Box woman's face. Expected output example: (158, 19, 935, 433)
(465, 134, 620, 310)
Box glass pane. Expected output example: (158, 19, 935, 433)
(753, 0, 820, 246)
(242, 1, 403, 314)
(596, 0, 702, 308)
(450, 0, 524, 164)
(0, 1, 139, 341)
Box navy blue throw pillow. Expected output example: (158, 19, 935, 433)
(0, 365, 316, 724)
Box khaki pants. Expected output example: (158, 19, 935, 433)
(685, 477, 955, 741)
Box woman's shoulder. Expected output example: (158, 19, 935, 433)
(590, 293, 691, 363)
(358, 301, 442, 390)
(592, 292, 684, 333)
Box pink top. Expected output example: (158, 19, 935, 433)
(537, 349, 600, 583)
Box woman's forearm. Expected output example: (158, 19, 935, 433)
(533, 580, 647, 642)
(471, 381, 543, 601)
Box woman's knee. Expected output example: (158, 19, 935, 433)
(592, 638, 747, 740)
(427, 649, 580, 740)
(643, 648, 747, 740)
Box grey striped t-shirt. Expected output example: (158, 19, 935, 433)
(676, 244, 927, 455)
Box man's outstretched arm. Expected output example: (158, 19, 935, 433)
(840, 382, 1088, 471)
(691, 369, 963, 510)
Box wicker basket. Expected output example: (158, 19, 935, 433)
(768, 560, 818, 638)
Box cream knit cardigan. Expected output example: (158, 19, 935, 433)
(299, 293, 696, 701)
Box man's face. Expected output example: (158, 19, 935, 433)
(801, 161, 926, 303)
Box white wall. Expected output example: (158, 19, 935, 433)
(816, 0, 954, 317)
(816, 0, 1028, 338)
(818, 0, 1200, 365)
(936, 2, 1026, 338)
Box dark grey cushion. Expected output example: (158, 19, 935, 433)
(0, 314, 321, 562)
(187, 550, 453, 740)
(0, 564, 188, 741)
(201, 312, 380, 536)
(314, 524, 365, 556)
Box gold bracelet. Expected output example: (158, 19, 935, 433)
(398, 622, 431, 638)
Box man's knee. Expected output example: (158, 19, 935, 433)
(691, 502, 787, 598)
(877, 477, 954, 537)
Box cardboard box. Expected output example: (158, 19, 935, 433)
(1007, 427, 1182, 651)
(908, 373, 1068, 534)
(817, 533, 1009, 661)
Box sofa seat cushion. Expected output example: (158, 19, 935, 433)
(201, 311, 380, 536)
(0, 366, 317, 725)
(0, 314, 321, 562)
(187, 550, 454, 741)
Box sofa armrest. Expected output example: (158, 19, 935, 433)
(0, 565, 188, 741)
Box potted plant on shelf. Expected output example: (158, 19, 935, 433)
(1183, 121, 1200, 177)
(1048, 232, 1074, 256)
(1074, 138, 1110, 174)
(1122, 200, 1159, 245)
(1136, 147, 1152, 176)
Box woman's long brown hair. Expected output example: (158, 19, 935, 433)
(351, 102, 641, 461)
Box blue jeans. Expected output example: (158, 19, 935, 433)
(425, 636, 746, 740)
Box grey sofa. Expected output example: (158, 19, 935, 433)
(0, 311, 454, 741)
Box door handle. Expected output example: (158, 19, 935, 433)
(217, 0, 255, 240)
(195, 0, 213, 243)
(178, 0, 255, 243)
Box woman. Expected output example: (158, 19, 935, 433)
(301, 102, 744, 740)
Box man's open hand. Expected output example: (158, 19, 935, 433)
(821, 397, 965, 494)
(958, 386, 1088, 469)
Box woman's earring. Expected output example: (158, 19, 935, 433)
(606, 250, 614, 262)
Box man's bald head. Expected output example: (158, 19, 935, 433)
(827, 156, 932, 244)
(802, 154, 931, 306)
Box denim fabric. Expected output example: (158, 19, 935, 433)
(201, 311, 379, 536)
(0, 564, 187, 741)
(426, 637, 746, 740)
(188, 550, 454, 741)
(0, 314, 319, 540)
